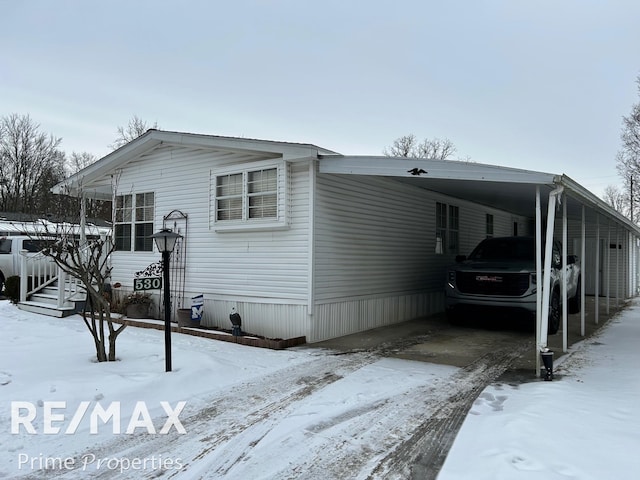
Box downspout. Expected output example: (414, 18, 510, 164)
(307, 159, 316, 323)
(539, 185, 563, 351)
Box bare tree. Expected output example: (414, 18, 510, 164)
(383, 134, 459, 160)
(110, 115, 159, 150)
(603, 184, 628, 215)
(615, 76, 640, 221)
(0, 114, 65, 213)
(66, 151, 97, 174)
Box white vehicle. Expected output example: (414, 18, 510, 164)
(0, 236, 56, 293)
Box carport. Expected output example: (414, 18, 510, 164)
(319, 156, 640, 374)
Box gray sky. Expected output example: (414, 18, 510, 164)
(2, 0, 639, 197)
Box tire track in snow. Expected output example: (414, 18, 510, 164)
(14, 350, 378, 480)
(366, 338, 532, 480)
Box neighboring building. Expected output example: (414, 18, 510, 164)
(53, 130, 640, 342)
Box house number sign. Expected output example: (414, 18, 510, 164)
(133, 277, 162, 291)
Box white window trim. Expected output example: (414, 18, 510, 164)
(210, 159, 289, 232)
(115, 192, 155, 252)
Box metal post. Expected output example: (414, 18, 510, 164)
(163, 250, 172, 372)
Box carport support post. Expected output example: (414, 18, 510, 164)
(539, 186, 562, 362)
(535, 187, 542, 376)
(595, 215, 600, 324)
(562, 195, 568, 353)
(581, 205, 586, 337)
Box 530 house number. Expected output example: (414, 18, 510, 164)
(134, 277, 162, 291)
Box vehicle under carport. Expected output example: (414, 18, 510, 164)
(319, 156, 640, 374)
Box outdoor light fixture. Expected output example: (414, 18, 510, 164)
(150, 228, 182, 372)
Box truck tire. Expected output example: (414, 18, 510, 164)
(548, 289, 560, 335)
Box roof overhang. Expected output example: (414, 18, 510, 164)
(319, 156, 640, 235)
(53, 130, 339, 200)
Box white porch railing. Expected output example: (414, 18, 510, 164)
(19, 249, 57, 302)
(19, 250, 84, 308)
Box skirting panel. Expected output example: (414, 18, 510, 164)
(198, 299, 309, 340)
(310, 292, 445, 343)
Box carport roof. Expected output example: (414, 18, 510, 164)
(318, 156, 640, 235)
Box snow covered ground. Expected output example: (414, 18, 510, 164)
(437, 300, 640, 480)
(1, 298, 639, 479)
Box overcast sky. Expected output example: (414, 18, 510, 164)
(2, 0, 639, 196)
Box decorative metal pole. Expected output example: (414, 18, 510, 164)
(162, 248, 172, 372)
(150, 229, 182, 373)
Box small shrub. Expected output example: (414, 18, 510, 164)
(4, 276, 20, 304)
(122, 292, 152, 307)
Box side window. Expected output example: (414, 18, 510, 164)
(115, 192, 154, 251)
(435, 202, 459, 254)
(0, 239, 11, 254)
(448, 205, 459, 254)
(486, 214, 494, 238)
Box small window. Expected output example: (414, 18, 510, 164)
(0, 238, 11, 254)
(436, 202, 459, 254)
(486, 214, 494, 238)
(448, 205, 459, 254)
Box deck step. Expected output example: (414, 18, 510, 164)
(18, 301, 77, 318)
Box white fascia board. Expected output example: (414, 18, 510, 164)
(558, 175, 640, 235)
(319, 156, 557, 185)
(53, 130, 336, 197)
(52, 132, 164, 196)
(151, 130, 337, 158)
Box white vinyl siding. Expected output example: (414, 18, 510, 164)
(314, 174, 532, 302)
(110, 146, 308, 305)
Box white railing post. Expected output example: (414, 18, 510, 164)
(57, 266, 66, 308)
(20, 250, 27, 303)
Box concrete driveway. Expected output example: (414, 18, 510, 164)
(311, 295, 624, 377)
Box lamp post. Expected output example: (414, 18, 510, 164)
(150, 228, 182, 372)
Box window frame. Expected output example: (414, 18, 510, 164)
(211, 160, 288, 232)
(486, 213, 494, 238)
(114, 192, 155, 252)
(435, 201, 459, 255)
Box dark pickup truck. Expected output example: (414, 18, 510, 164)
(445, 236, 581, 334)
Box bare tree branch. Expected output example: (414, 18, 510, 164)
(383, 134, 462, 160)
(109, 115, 159, 150)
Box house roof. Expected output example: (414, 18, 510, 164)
(52, 130, 340, 199)
(52, 130, 636, 235)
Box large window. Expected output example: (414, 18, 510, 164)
(214, 166, 279, 224)
(115, 192, 154, 251)
(436, 202, 459, 254)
